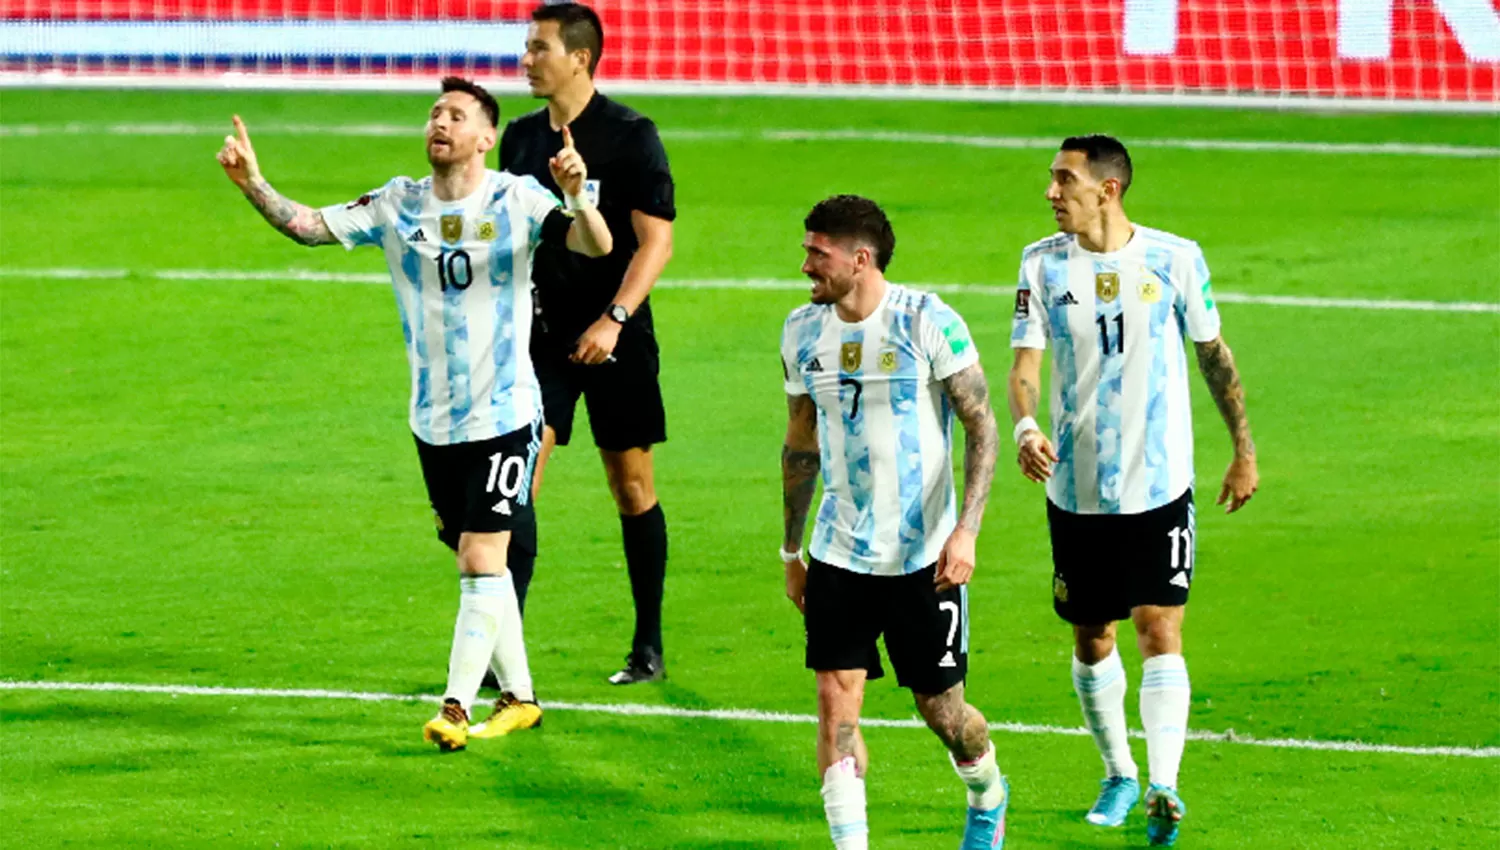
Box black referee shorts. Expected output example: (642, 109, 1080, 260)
(534, 324, 667, 452)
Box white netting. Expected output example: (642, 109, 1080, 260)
(1, 1, 1496, 108)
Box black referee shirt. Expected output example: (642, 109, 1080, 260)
(499, 92, 676, 344)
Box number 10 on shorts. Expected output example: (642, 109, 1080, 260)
(487, 451, 526, 499)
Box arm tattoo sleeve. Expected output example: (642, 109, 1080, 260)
(782, 395, 821, 550)
(1195, 337, 1255, 456)
(943, 365, 1000, 534)
(242, 176, 337, 246)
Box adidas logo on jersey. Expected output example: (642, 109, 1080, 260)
(1054, 291, 1079, 306)
(805, 358, 824, 373)
(408, 228, 427, 243)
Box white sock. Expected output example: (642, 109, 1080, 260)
(1140, 654, 1191, 788)
(950, 743, 1006, 811)
(1072, 649, 1138, 780)
(487, 571, 534, 703)
(821, 757, 868, 850)
(443, 575, 507, 712)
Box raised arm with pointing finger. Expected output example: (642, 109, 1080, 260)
(216, 115, 336, 247)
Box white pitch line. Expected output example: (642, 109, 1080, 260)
(0, 121, 1494, 158)
(2, 679, 1495, 759)
(2, 267, 1496, 314)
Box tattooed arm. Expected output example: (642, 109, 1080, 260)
(1194, 335, 1259, 512)
(781, 393, 820, 611)
(945, 363, 1000, 535)
(935, 363, 999, 591)
(238, 177, 337, 246)
(1008, 347, 1058, 482)
(216, 115, 336, 247)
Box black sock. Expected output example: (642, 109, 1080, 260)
(508, 512, 538, 616)
(620, 503, 667, 656)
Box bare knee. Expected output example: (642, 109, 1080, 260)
(456, 533, 509, 577)
(1074, 622, 1117, 664)
(915, 684, 989, 760)
(1133, 607, 1184, 657)
(602, 450, 657, 516)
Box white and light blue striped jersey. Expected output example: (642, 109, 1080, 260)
(781, 284, 981, 576)
(1011, 226, 1221, 515)
(321, 170, 561, 446)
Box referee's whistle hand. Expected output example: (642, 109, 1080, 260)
(570, 317, 622, 365)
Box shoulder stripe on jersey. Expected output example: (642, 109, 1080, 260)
(1022, 232, 1072, 258)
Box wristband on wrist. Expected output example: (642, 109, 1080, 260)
(779, 547, 803, 564)
(564, 193, 591, 212)
(1013, 416, 1040, 445)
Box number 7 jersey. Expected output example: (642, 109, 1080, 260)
(1011, 226, 1222, 516)
(321, 170, 567, 446)
(781, 285, 979, 577)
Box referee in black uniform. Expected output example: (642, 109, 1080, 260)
(501, 2, 676, 684)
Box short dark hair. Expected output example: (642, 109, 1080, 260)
(1061, 134, 1133, 196)
(439, 76, 499, 128)
(532, 3, 605, 76)
(804, 195, 897, 272)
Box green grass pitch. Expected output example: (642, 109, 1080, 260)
(1, 89, 1497, 848)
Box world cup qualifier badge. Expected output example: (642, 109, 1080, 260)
(1014, 288, 1030, 318)
(1138, 266, 1162, 303)
(477, 219, 497, 241)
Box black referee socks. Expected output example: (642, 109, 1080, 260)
(620, 503, 668, 656)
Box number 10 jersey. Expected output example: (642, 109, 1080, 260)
(781, 285, 980, 577)
(322, 170, 567, 446)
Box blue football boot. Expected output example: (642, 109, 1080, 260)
(1085, 775, 1140, 827)
(960, 777, 1009, 849)
(1145, 783, 1186, 846)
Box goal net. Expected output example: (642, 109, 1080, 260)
(2, 1, 1496, 109)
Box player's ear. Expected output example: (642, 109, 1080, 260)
(1102, 176, 1121, 203)
(478, 127, 497, 154)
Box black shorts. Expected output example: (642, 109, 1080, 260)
(1047, 488, 1196, 625)
(414, 421, 542, 551)
(803, 559, 968, 695)
(533, 324, 666, 452)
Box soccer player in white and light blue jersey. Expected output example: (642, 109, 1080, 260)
(216, 77, 612, 751)
(780, 196, 1008, 850)
(1007, 136, 1259, 846)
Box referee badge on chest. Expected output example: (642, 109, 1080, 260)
(1095, 272, 1120, 303)
(440, 214, 463, 243)
(840, 342, 862, 373)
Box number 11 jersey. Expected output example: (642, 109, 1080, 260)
(322, 170, 569, 446)
(1011, 226, 1221, 516)
(781, 285, 980, 577)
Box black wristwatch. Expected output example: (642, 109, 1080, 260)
(605, 304, 630, 324)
